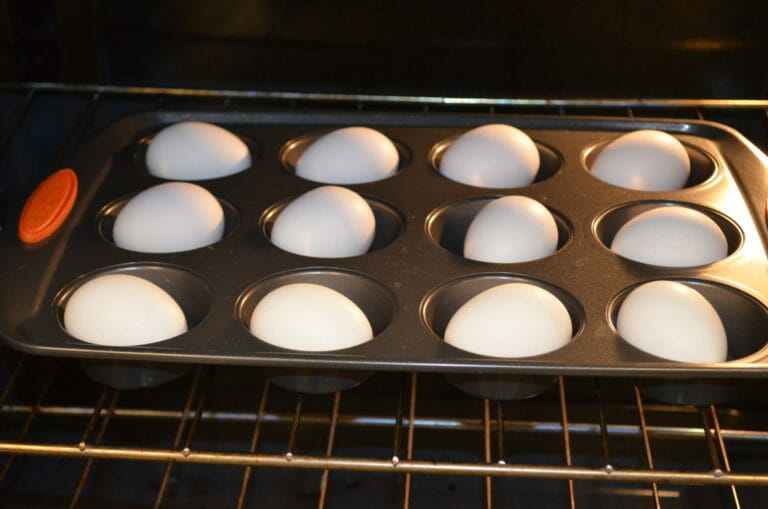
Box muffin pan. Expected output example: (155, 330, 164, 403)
(2, 110, 768, 379)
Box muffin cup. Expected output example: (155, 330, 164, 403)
(445, 372, 556, 400)
(425, 196, 572, 259)
(80, 359, 190, 389)
(610, 279, 768, 405)
(238, 269, 396, 394)
(582, 137, 717, 189)
(423, 273, 584, 400)
(429, 134, 563, 185)
(593, 200, 742, 264)
(260, 195, 405, 255)
(97, 192, 240, 250)
(635, 377, 744, 406)
(262, 367, 371, 394)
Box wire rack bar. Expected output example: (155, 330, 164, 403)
(700, 407, 724, 472)
(317, 392, 342, 509)
(483, 398, 493, 509)
(634, 387, 662, 508)
(495, 401, 505, 466)
(76, 386, 111, 451)
(49, 92, 101, 167)
(181, 368, 213, 455)
(709, 406, 741, 509)
(0, 354, 27, 411)
(402, 373, 418, 509)
(153, 366, 206, 509)
(0, 89, 35, 159)
(391, 373, 407, 463)
(593, 378, 613, 471)
(559, 377, 576, 509)
(68, 388, 120, 509)
(285, 394, 304, 461)
(3, 82, 768, 109)
(235, 381, 271, 509)
(2, 442, 768, 485)
(1, 404, 766, 441)
(0, 361, 59, 483)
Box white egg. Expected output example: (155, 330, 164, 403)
(464, 196, 558, 263)
(439, 124, 540, 188)
(270, 186, 375, 258)
(113, 182, 225, 253)
(591, 130, 690, 191)
(64, 274, 187, 347)
(295, 127, 399, 184)
(250, 283, 373, 351)
(146, 121, 251, 180)
(616, 281, 727, 363)
(445, 283, 572, 357)
(611, 206, 728, 267)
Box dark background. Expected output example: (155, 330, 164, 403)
(2, 0, 767, 98)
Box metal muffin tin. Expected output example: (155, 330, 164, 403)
(2, 110, 768, 380)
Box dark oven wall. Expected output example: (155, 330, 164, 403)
(4, 3, 768, 509)
(3, 0, 768, 98)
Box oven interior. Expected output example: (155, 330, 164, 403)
(1, 85, 768, 508)
(3, 2, 768, 508)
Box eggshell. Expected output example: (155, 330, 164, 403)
(616, 281, 727, 363)
(611, 206, 728, 267)
(64, 274, 188, 347)
(249, 283, 373, 351)
(146, 121, 251, 180)
(464, 196, 558, 263)
(270, 186, 375, 258)
(439, 124, 540, 188)
(113, 182, 225, 253)
(445, 283, 572, 357)
(295, 127, 399, 184)
(591, 130, 690, 191)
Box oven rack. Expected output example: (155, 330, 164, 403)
(1, 83, 768, 507)
(4, 351, 768, 508)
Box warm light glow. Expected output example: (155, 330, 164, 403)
(672, 38, 747, 51)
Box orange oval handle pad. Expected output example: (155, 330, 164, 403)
(18, 168, 79, 244)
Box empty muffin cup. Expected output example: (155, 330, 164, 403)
(237, 269, 397, 394)
(422, 274, 584, 400)
(56, 264, 212, 388)
(609, 279, 768, 405)
(425, 196, 571, 261)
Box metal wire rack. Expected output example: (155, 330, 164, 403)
(1, 83, 768, 508)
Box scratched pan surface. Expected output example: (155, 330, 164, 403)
(2, 110, 768, 378)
